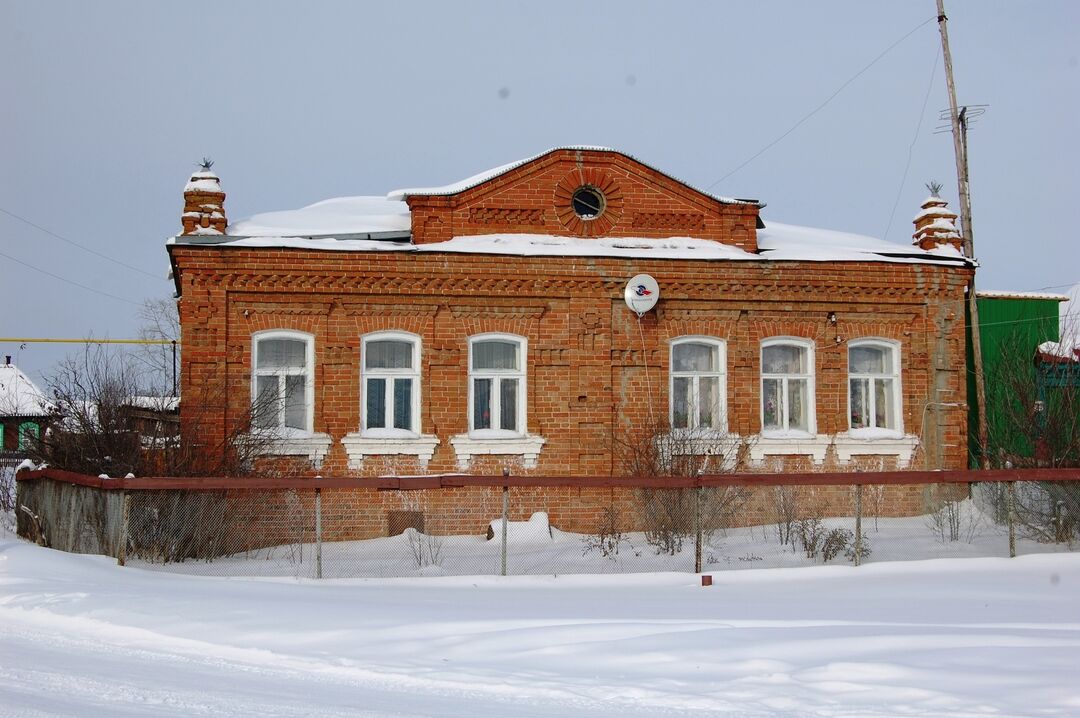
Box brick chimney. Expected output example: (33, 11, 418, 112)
(912, 192, 963, 253)
(181, 160, 227, 235)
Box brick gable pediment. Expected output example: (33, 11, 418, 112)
(405, 148, 761, 251)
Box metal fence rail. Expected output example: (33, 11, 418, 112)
(16, 468, 1076, 579)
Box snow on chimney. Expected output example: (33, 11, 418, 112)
(912, 192, 963, 253)
(181, 159, 227, 235)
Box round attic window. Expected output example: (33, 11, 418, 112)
(571, 186, 605, 220)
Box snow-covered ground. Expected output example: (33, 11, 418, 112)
(126, 498, 1075, 579)
(2, 531, 1078, 717)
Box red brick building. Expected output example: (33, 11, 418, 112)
(168, 147, 972, 495)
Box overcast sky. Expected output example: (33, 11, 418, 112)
(2, 0, 1077, 386)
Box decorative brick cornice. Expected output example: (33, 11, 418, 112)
(341, 303, 439, 317)
(631, 212, 704, 231)
(658, 307, 742, 322)
(448, 305, 546, 319)
(234, 302, 330, 316)
(469, 207, 546, 226)
(182, 263, 965, 302)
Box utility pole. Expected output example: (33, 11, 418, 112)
(937, 0, 990, 469)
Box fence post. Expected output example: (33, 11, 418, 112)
(1006, 481, 1017, 558)
(694, 485, 703, 574)
(117, 490, 130, 567)
(500, 484, 509, 577)
(853, 484, 863, 567)
(315, 485, 323, 579)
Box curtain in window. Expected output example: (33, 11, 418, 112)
(366, 340, 413, 370)
(473, 378, 492, 430)
(763, 344, 805, 374)
(850, 345, 890, 374)
(284, 375, 306, 429)
(257, 339, 306, 369)
(673, 343, 717, 372)
(473, 341, 517, 370)
(500, 379, 518, 431)
(366, 378, 386, 429)
(254, 375, 280, 428)
(393, 378, 412, 430)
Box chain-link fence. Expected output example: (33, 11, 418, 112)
(97, 478, 1079, 579)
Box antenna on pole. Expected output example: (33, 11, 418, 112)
(937, 0, 990, 469)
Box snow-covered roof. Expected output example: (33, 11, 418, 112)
(975, 290, 1070, 301)
(387, 146, 759, 206)
(173, 222, 968, 266)
(755, 221, 968, 265)
(125, 396, 180, 412)
(226, 196, 411, 238)
(172, 154, 970, 268)
(1037, 337, 1080, 363)
(0, 364, 52, 418)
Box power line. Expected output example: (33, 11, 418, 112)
(0, 337, 176, 345)
(972, 308, 1078, 331)
(706, 15, 937, 191)
(883, 50, 939, 241)
(1031, 281, 1079, 292)
(0, 249, 141, 306)
(0, 206, 162, 280)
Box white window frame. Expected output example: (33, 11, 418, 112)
(847, 338, 903, 436)
(361, 331, 422, 438)
(251, 330, 315, 435)
(760, 337, 816, 437)
(468, 333, 527, 439)
(669, 337, 727, 433)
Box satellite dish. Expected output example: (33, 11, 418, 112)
(624, 274, 660, 316)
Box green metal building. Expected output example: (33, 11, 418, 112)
(967, 290, 1070, 467)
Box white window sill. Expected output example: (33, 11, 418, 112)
(450, 434, 546, 470)
(748, 433, 920, 468)
(749, 435, 829, 466)
(250, 431, 333, 468)
(341, 433, 440, 470)
(833, 433, 919, 468)
(663, 431, 742, 471)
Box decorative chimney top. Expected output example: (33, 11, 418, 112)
(181, 158, 227, 235)
(912, 182, 962, 253)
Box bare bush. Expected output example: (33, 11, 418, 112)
(615, 420, 751, 555)
(135, 297, 181, 397)
(582, 505, 632, 560)
(405, 528, 444, 569)
(27, 344, 284, 478)
(923, 486, 982, 543)
(795, 516, 825, 558)
(977, 481, 1079, 545)
(842, 533, 871, 563)
(772, 486, 801, 547)
(865, 484, 887, 532)
(983, 327, 1078, 470)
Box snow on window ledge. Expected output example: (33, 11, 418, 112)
(249, 431, 333, 468)
(449, 434, 546, 470)
(833, 433, 919, 468)
(341, 433, 440, 470)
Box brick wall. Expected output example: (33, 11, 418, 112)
(405, 149, 761, 250)
(171, 245, 972, 479)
